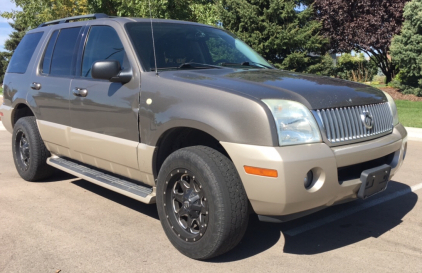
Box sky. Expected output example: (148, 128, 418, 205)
(0, 0, 20, 51)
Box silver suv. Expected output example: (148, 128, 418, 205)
(0, 14, 407, 260)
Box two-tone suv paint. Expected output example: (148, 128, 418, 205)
(0, 14, 407, 259)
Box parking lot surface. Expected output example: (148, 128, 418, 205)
(0, 126, 421, 272)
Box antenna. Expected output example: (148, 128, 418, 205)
(149, 0, 159, 76)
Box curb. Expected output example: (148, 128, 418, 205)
(405, 127, 422, 141)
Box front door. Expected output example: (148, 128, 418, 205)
(69, 24, 141, 176)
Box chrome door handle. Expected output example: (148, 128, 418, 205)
(72, 88, 88, 97)
(30, 82, 41, 90)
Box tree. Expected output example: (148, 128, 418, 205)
(313, 0, 408, 83)
(0, 52, 11, 83)
(115, 0, 219, 25)
(3, 22, 26, 53)
(390, 0, 422, 96)
(1, 0, 90, 29)
(218, 0, 328, 66)
(87, 0, 119, 15)
(0, 0, 90, 81)
(0, 22, 25, 82)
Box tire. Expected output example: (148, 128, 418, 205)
(12, 116, 55, 181)
(156, 146, 249, 260)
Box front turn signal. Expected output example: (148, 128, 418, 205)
(244, 166, 278, 178)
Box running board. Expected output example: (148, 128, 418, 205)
(47, 157, 156, 204)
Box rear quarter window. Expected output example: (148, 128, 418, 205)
(7, 32, 43, 74)
(49, 27, 82, 77)
(40, 30, 59, 74)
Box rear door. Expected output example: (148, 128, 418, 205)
(31, 26, 84, 153)
(68, 23, 141, 176)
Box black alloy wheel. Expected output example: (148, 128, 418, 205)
(164, 169, 209, 242)
(15, 130, 31, 171)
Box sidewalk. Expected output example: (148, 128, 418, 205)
(0, 95, 3, 122)
(405, 127, 422, 141)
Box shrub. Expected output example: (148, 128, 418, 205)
(336, 53, 378, 82)
(280, 52, 311, 72)
(372, 75, 386, 84)
(307, 54, 336, 76)
(280, 52, 335, 76)
(390, 0, 422, 97)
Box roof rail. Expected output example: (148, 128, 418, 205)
(38, 13, 109, 28)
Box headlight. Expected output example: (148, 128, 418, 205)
(383, 91, 399, 126)
(263, 99, 322, 146)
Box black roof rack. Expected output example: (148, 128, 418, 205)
(38, 13, 109, 28)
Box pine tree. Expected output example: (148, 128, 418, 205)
(4, 22, 26, 53)
(218, 0, 327, 66)
(0, 22, 25, 82)
(391, 0, 422, 96)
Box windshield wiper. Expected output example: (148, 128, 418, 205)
(220, 61, 274, 69)
(178, 62, 221, 69)
(151, 62, 221, 71)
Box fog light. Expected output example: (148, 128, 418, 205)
(304, 170, 313, 189)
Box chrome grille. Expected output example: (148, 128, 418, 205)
(315, 102, 393, 144)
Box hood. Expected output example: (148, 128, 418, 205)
(160, 69, 387, 110)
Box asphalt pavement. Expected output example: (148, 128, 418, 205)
(0, 124, 421, 272)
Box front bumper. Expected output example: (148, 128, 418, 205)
(221, 124, 407, 219)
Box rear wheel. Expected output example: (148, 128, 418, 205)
(12, 117, 55, 181)
(156, 146, 249, 260)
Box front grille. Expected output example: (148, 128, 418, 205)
(315, 102, 393, 145)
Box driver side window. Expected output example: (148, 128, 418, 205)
(82, 26, 126, 78)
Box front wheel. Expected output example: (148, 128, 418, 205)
(156, 146, 249, 260)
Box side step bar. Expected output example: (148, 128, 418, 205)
(47, 157, 156, 204)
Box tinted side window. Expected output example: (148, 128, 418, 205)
(7, 32, 43, 74)
(50, 27, 81, 77)
(82, 26, 125, 78)
(41, 30, 59, 74)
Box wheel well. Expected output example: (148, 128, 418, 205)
(154, 127, 230, 177)
(13, 104, 34, 127)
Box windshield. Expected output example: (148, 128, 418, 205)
(125, 22, 273, 71)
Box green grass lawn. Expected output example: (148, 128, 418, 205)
(0, 87, 3, 96)
(396, 100, 422, 128)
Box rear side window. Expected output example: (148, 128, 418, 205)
(40, 30, 59, 74)
(81, 26, 126, 78)
(49, 27, 81, 77)
(7, 32, 43, 74)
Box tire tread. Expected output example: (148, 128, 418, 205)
(12, 117, 55, 181)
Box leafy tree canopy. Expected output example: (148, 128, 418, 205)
(313, 0, 408, 83)
(218, 0, 328, 65)
(91, 0, 219, 25)
(391, 0, 422, 96)
(1, 0, 90, 29)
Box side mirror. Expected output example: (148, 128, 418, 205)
(91, 60, 132, 84)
